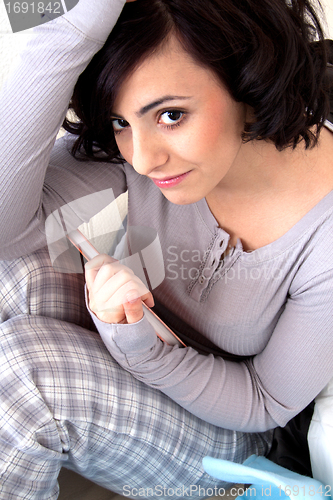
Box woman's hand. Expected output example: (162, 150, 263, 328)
(85, 254, 154, 325)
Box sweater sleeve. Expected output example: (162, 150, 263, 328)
(0, 0, 127, 260)
(89, 264, 333, 433)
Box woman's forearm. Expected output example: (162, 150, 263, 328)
(0, 1, 126, 257)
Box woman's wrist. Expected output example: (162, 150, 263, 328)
(84, 284, 157, 354)
(92, 311, 159, 355)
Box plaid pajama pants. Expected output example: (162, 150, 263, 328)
(0, 247, 273, 499)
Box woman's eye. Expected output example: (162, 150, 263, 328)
(112, 118, 129, 133)
(159, 110, 184, 126)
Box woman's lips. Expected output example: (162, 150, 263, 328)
(151, 171, 191, 188)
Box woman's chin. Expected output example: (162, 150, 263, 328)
(161, 190, 203, 206)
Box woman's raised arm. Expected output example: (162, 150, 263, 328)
(0, 0, 127, 259)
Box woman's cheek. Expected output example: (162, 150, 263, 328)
(171, 125, 209, 160)
(115, 135, 133, 165)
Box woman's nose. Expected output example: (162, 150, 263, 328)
(131, 130, 169, 176)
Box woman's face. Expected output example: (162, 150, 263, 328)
(111, 36, 247, 206)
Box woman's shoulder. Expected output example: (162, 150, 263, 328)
(45, 133, 129, 209)
(287, 189, 333, 293)
(49, 133, 143, 182)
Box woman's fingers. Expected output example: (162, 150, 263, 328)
(141, 292, 155, 308)
(96, 276, 150, 309)
(91, 264, 134, 298)
(84, 253, 154, 324)
(85, 254, 117, 291)
(123, 294, 144, 324)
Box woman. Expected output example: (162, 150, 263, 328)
(0, 0, 332, 498)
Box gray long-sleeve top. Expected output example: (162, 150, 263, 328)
(1, 0, 333, 433)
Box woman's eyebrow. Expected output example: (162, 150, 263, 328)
(136, 95, 191, 117)
(111, 95, 192, 120)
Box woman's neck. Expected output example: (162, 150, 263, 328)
(205, 127, 333, 251)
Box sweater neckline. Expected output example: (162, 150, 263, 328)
(196, 189, 333, 261)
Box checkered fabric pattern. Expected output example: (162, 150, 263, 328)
(0, 247, 92, 329)
(0, 247, 272, 499)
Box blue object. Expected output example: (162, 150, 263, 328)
(202, 455, 331, 500)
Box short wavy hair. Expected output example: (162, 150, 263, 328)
(63, 0, 330, 162)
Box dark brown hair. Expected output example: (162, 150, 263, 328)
(63, 0, 330, 162)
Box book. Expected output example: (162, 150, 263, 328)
(67, 229, 185, 347)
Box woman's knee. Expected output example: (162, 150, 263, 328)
(0, 247, 92, 328)
(0, 314, 115, 423)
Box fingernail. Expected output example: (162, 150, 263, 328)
(126, 292, 140, 304)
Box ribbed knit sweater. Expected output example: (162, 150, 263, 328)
(1, 0, 333, 433)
